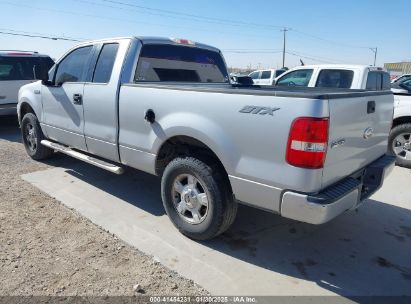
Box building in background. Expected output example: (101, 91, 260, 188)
(384, 61, 411, 79)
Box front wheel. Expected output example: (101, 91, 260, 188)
(388, 123, 411, 168)
(21, 113, 54, 160)
(161, 157, 237, 240)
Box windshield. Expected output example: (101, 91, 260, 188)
(135, 44, 229, 83)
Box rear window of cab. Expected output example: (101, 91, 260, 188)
(134, 44, 229, 83)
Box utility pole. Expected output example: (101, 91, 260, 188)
(370, 47, 378, 66)
(281, 28, 288, 68)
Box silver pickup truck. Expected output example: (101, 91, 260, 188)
(18, 37, 395, 240)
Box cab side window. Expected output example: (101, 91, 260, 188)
(55, 46, 93, 84)
(92, 43, 119, 83)
(261, 71, 272, 79)
(366, 71, 390, 90)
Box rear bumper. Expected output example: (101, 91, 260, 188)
(280, 155, 395, 224)
(0, 103, 17, 116)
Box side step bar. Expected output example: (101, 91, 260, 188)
(41, 140, 124, 175)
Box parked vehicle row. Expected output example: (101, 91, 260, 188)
(17, 37, 395, 240)
(247, 64, 411, 168)
(273, 64, 391, 90)
(248, 68, 287, 85)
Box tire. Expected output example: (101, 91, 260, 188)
(21, 113, 54, 160)
(388, 123, 411, 169)
(161, 157, 237, 240)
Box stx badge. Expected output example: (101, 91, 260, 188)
(239, 105, 280, 116)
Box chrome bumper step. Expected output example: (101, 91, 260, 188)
(41, 140, 124, 175)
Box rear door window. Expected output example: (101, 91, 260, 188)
(261, 70, 272, 79)
(92, 43, 119, 83)
(366, 72, 378, 90)
(276, 69, 313, 86)
(135, 44, 229, 83)
(315, 69, 354, 88)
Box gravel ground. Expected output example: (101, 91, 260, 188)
(0, 117, 208, 297)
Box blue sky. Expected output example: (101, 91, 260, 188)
(0, 0, 409, 69)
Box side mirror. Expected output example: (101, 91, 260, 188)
(41, 79, 54, 86)
(41, 64, 57, 86)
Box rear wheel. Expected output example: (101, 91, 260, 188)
(21, 113, 54, 160)
(161, 157, 237, 240)
(388, 123, 411, 168)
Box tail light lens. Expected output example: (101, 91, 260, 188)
(286, 117, 329, 169)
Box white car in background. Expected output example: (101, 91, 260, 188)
(273, 64, 390, 90)
(0, 50, 54, 116)
(271, 64, 411, 168)
(248, 68, 287, 85)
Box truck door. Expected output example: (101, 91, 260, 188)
(42, 45, 93, 150)
(83, 41, 128, 162)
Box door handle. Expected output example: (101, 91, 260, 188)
(73, 93, 82, 105)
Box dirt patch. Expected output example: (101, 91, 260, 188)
(0, 124, 208, 296)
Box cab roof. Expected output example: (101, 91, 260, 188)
(74, 36, 221, 53)
(286, 64, 386, 72)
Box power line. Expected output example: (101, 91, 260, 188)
(286, 50, 342, 64)
(290, 29, 370, 49)
(0, 27, 86, 41)
(0, 1, 379, 64)
(95, 0, 376, 51)
(98, 0, 286, 29)
(0, 1, 281, 41)
(0, 30, 83, 42)
(223, 50, 283, 54)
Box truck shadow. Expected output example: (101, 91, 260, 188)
(0, 116, 21, 143)
(45, 156, 411, 297)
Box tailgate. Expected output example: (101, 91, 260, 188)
(322, 92, 394, 187)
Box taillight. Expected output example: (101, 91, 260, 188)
(286, 117, 329, 169)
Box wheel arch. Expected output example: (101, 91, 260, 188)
(18, 101, 36, 121)
(154, 135, 232, 192)
(392, 116, 411, 128)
